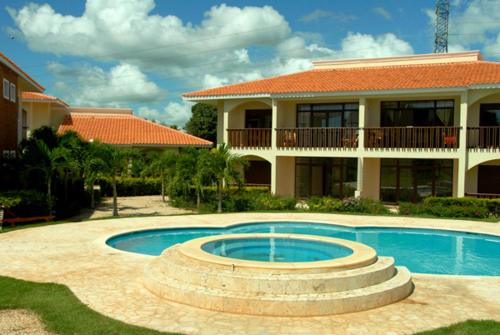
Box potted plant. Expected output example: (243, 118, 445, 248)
(0, 194, 21, 231)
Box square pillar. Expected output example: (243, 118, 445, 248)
(358, 97, 366, 151)
(270, 156, 277, 194)
(457, 91, 468, 197)
(271, 98, 278, 149)
(355, 157, 364, 198)
(222, 101, 230, 145)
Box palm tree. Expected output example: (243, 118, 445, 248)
(82, 142, 107, 209)
(209, 144, 247, 213)
(193, 149, 213, 210)
(25, 140, 78, 214)
(96, 144, 128, 217)
(142, 150, 178, 202)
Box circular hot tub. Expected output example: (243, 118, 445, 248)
(202, 236, 353, 262)
(143, 233, 413, 316)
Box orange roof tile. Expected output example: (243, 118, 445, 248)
(21, 92, 68, 106)
(57, 113, 212, 147)
(0, 52, 44, 92)
(183, 61, 500, 98)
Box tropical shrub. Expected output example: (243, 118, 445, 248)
(306, 197, 342, 212)
(399, 197, 497, 219)
(100, 177, 162, 196)
(339, 197, 390, 214)
(253, 193, 296, 211)
(0, 190, 50, 217)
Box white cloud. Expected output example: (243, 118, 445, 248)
(339, 32, 413, 58)
(137, 102, 193, 127)
(372, 7, 392, 20)
(299, 10, 357, 23)
(48, 62, 165, 106)
(8, 1, 290, 75)
(425, 0, 500, 58)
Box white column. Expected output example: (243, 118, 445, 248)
(358, 97, 366, 151)
(457, 91, 468, 197)
(355, 157, 364, 198)
(270, 156, 277, 194)
(271, 98, 278, 149)
(223, 102, 230, 145)
(355, 97, 366, 198)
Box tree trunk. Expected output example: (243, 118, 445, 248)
(112, 178, 118, 217)
(47, 176, 53, 215)
(217, 180, 223, 213)
(196, 188, 201, 210)
(89, 182, 95, 209)
(161, 178, 165, 202)
(0, 208, 4, 231)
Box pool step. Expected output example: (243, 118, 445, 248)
(143, 260, 413, 316)
(156, 245, 396, 294)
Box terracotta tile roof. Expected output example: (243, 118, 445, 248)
(0, 52, 44, 92)
(57, 113, 212, 147)
(183, 61, 500, 98)
(21, 92, 68, 106)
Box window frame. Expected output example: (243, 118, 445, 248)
(2, 78, 9, 100)
(9, 82, 16, 102)
(296, 102, 359, 128)
(380, 99, 455, 127)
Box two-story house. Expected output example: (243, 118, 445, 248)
(184, 51, 500, 201)
(0, 52, 44, 157)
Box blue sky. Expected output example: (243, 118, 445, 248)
(2, 0, 500, 126)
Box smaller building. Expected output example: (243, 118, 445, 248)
(21, 92, 212, 149)
(0, 52, 44, 157)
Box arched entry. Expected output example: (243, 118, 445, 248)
(466, 159, 500, 197)
(242, 155, 271, 187)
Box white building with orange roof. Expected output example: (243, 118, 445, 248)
(184, 51, 500, 201)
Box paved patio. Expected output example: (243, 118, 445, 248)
(0, 213, 499, 335)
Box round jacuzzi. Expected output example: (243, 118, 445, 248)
(201, 237, 353, 262)
(142, 233, 414, 316)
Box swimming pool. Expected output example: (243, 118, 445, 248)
(106, 221, 500, 276)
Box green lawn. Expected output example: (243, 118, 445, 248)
(0, 276, 498, 335)
(0, 276, 174, 335)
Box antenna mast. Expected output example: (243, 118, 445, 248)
(434, 0, 450, 53)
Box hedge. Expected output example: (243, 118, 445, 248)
(99, 177, 162, 196)
(306, 197, 390, 215)
(399, 197, 499, 219)
(0, 190, 50, 217)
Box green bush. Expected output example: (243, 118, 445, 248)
(253, 193, 296, 211)
(399, 197, 497, 219)
(0, 194, 22, 209)
(99, 177, 162, 196)
(0, 190, 50, 217)
(340, 197, 390, 214)
(306, 197, 342, 212)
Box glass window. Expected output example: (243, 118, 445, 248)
(295, 164, 310, 198)
(297, 112, 310, 128)
(9, 83, 16, 102)
(380, 159, 453, 202)
(312, 104, 342, 111)
(480, 104, 500, 126)
(296, 103, 359, 128)
(311, 112, 327, 127)
(297, 104, 311, 111)
(381, 100, 454, 127)
(2, 79, 9, 100)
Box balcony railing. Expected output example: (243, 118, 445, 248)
(227, 128, 271, 148)
(467, 127, 500, 149)
(276, 128, 359, 149)
(364, 127, 460, 149)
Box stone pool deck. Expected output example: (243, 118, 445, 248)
(0, 213, 499, 335)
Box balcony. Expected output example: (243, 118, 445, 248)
(364, 127, 460, 149)
(276, 128, 359, 149)
(467, 127, 500, 149)
(227, 128, 271, 149)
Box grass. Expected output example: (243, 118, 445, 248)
(0, 276, 174, 335)
(415, 320, 500, 335)
(0, 275, 498, 335)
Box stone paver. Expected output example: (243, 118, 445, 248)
(0, 213, 499, 335)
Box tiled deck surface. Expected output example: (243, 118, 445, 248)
(0, 213, 499, 335)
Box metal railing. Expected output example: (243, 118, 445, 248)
(276, 127, 359, 149)
(227, 128, 271, 148)
(467, 127, 500, 149)
(364, 127, 460, 149)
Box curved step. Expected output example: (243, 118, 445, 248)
(155, 247, 396, 294)
(143, 264, 413, 316)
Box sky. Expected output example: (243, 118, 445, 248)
(1, 0, 500, 127)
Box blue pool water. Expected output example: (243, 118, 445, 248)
(106, 221, 500, 276)
(202, 237, 353, 262)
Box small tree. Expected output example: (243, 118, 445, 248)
(24, 140, 78, 215)
(0, 194, 21, 231)
(95, 144, 128, 216)
(185, 103, 217, 143)
(193, 149, 213, 210)
(142, 150, 178, 202)
(208, 144, 247, 213)
(82, 142, 107, 209)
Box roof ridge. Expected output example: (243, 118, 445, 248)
(311, 60, 490, 72)
(136, 115, 212, 143)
